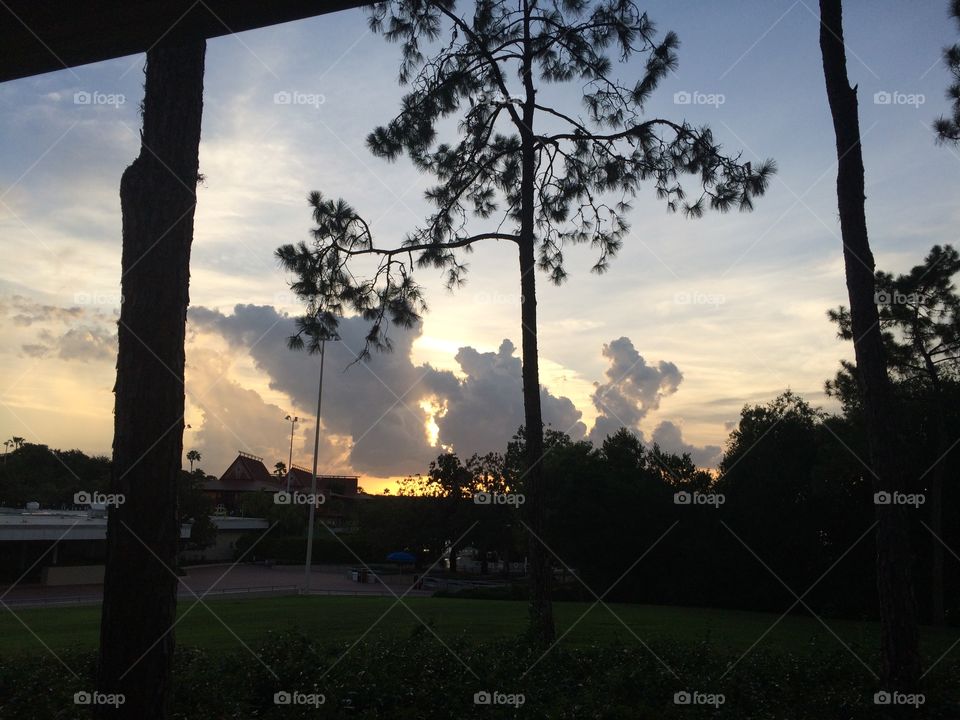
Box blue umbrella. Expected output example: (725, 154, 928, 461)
(387, 551, 416, 564)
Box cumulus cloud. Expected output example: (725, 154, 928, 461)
(589, 337, 682, 444)
(436, 339, 586, 453)
(184, 345, 348, 476)
(4, 292, 726, 474)
(584, 338, 723, 467)
(187, 305, 591, 477)
(650, 420, 723, 468)
(188, 304, 445, 477)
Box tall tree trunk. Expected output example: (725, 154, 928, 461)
(930, 454, 945, 625)
(922, 349, 947, 625)
(519, 235, 554, 646)
(96, 40, 205, 719)
(818, 0, 921, 689)
(518, 0, 554, 647)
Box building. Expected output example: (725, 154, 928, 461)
(0, 507, 268, 580)
(285, 465, 361, 530)
(203, 451, 279, 514)
(202, 452, 363, 529)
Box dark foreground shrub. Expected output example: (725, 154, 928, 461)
(1, 633, 957, 719)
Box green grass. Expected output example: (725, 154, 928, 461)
(1, 595, 957, 661)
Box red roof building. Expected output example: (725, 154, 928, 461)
(203, 452, 362, 528)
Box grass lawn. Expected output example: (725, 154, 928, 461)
(1, 595, 957, 662)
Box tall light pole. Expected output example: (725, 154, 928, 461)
(304, 337, 331, 592)
(284, 414, 298, 492)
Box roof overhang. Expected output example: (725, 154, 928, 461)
(0, 0, 377, 83)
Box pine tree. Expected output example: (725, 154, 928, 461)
(277, 0, 773, 645)
(934, 0, 960, 144)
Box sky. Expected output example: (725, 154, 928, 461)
(1, 0, 957, 494)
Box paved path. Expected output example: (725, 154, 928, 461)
(0, 564, 432, 608)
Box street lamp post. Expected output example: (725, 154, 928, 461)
(304, 337, 329, 593)
(284, 414, 298, 492)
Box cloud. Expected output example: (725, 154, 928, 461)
(188, 304, 452, 477)
(589, 337, 683, 443)
(435, 339, 586, 453)
(2, 295, 85, 327)
(184, 345, 348, 477)
(4, 292, 725, 474)
(21, 344, 47, 358)
(187, 305, 590, 476)
(54, 325, 117, 362)
(2, 296, 117, 363)
(650, 420, 723, 468)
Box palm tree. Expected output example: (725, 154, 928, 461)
(11, 436, 24, 449)
(186, 449, 202, 473)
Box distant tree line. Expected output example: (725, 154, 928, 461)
(0, 445, 216, 579)
(334, 245, 960, 625)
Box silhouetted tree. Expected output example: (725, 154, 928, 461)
(176, 470, 217, 549)
(96, 40, 206, 720)
(0, 443, 111, 509)
(935, 0, 960, 144)
(830, 245, 960, 625)
(818, 0, 920, 689)
(277, 0, 773, 645)
(186, 449, 201, 472)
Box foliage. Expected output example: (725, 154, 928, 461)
(935, 0, 960, 144)
(0, 442, 110, 508)
(827, 244, 960, 390)
(177, 470, 217, 549)
(1, 633, 958, 719)
(276, 0, 773, 355)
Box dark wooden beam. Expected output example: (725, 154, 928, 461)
(0, 0, 377, 83)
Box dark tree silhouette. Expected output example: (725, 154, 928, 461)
(96, 40, 205, 720)
(277, 0, 773, 645)
(830, 245, 960, 625)
(818, 0, 921, 689)
(935, 0, 960, 144)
